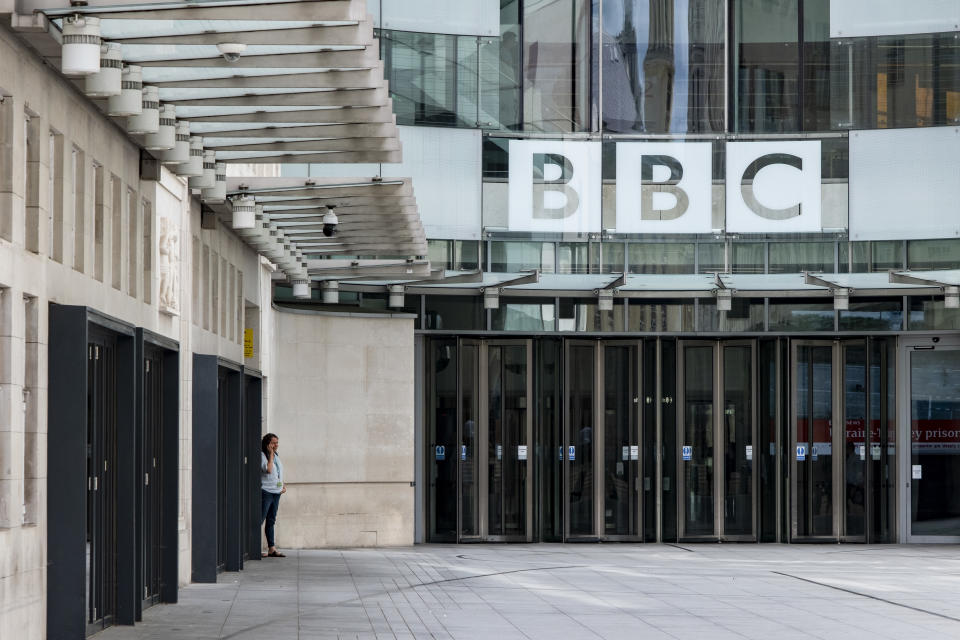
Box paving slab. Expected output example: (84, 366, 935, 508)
(92, 544, 960, 640)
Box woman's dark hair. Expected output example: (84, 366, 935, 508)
(261, 433, 278, 456)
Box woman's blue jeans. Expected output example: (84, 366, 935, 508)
(261, 490, 282, 548)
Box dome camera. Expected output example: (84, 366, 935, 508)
(322, 205, 338, 237)
(216, 42, 247, 62)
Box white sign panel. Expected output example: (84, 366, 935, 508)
(508, 140, 601, 234)
(518, 445, 528, 461)
(831, 0, 959, 38)
(912, 465, 923, 480)
(615, 142, 713, 233)
(726, 141, 822, 233)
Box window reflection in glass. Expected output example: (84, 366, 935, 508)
(769, 241, 834, 273)
(628, 243, 695, 274)
(698, 298, 765, 331)
(601, 242, 626, 273)
(839, 298, 903, 331)
(492, 297, 556, 331)
(523, 0, 591, 131)
(839, 241, 902, 273)
(697, 242, 725, 273)
(731, 242, 765, 274)
(908, 297, 960, 331)
(558, 242, 593, 274)
(601, 0, 725, 133)
(768, 299, 834, 331)
(558, 299, 625, 331)
(424, 295, 484, 330)
(832, 32, 960, 130)
(490, 241, 556, 273)
(907, 239, 960, 271)
(627, 299, 694, 331)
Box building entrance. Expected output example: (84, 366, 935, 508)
(678, 341, 757, 541)
(427, 339, 533, 541)
(422, 336, 899, 543)
(790, 339, 896, 541)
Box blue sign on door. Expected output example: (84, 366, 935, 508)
(461, 444, 467, 461)
(682, 445, 693, 461)
(568, 445, 576, 461)
(435, 445, 445, 461)
(796, 444, 807, 461)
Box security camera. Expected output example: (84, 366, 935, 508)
(322, 205, 338, 237)
(216, 42, 247, 62)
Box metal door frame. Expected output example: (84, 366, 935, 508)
(790, 339, 840, 541)
(564, 339, 600, 540)
(899, 335, 960, 543)
(599, 340, 644, 541)
(457, 338, 482, 542)
(839, 339, 869, 543)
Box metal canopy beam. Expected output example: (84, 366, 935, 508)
(227, 176, 406, 190)
(135, 48, 377, 69)
(152, 68, 386, 90)
(262, 195, 415, 207)
(199, 123, 397, 139)
(112, 24, 372, 47)
(168, 87, 387, 108)
(219, 150, 402, 163)
(185, 106, 394, 124)
(205, 137, 398, 153)
(52, 1, 366, 22)
(237, 183, 409, 198)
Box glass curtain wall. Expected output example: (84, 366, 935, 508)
(732, 0, 831, 132)
(600, 0, 725, 133)
(833, 31, 960, 130)
(523, 0, 592, 131)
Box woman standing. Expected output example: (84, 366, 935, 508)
(260, 433, 286, 557)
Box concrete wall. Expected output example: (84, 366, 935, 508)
(269, 308, 415, 547)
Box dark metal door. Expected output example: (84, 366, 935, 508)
(142, 348, 163, 606)
(87, 336, 118, 633)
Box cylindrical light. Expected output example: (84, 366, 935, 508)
(143, 104, 176, 150)
(231, 195, 256, 229)
(292, 279, 311, 299)
(321, 281, 339, 304)
(597, 289, 614, 312)
(833, 288, 850, 311)
(483, 288, 500, 310)
(161, 121, 190, 165)
(945, 286, 959, 309)
(61, 15, 101, 76)
(85, 42, 122, 96)
(127, 86, 160, 134)
(176, 137, 204, 177)
(189, 150, 217, 188)
(388, 285, 405, 308)
(202, 163, 227, 202)
(716, 289, 733, 312)
(107, 65, 142, 116)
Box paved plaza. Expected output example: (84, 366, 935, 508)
(94, 544, 960, 640)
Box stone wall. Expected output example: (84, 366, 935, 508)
(269, 308, 415, 547)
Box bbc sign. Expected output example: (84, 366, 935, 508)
(507, 140, 822, 234)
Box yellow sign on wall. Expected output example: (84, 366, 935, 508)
(244, 328, 254, 359)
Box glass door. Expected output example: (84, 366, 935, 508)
(906, 342, 960, 540)
(601, 342, 642, 540)
(484, 341, 533, 540)
(841, 341, 868, 541)
(722, 342, 756, 539)
(791, 341, 836, 540)
(565, 341, 597, 539)
(678, 342, 716, 539)
(678, 341, 757, 541)
(459, 340, 480, 539)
